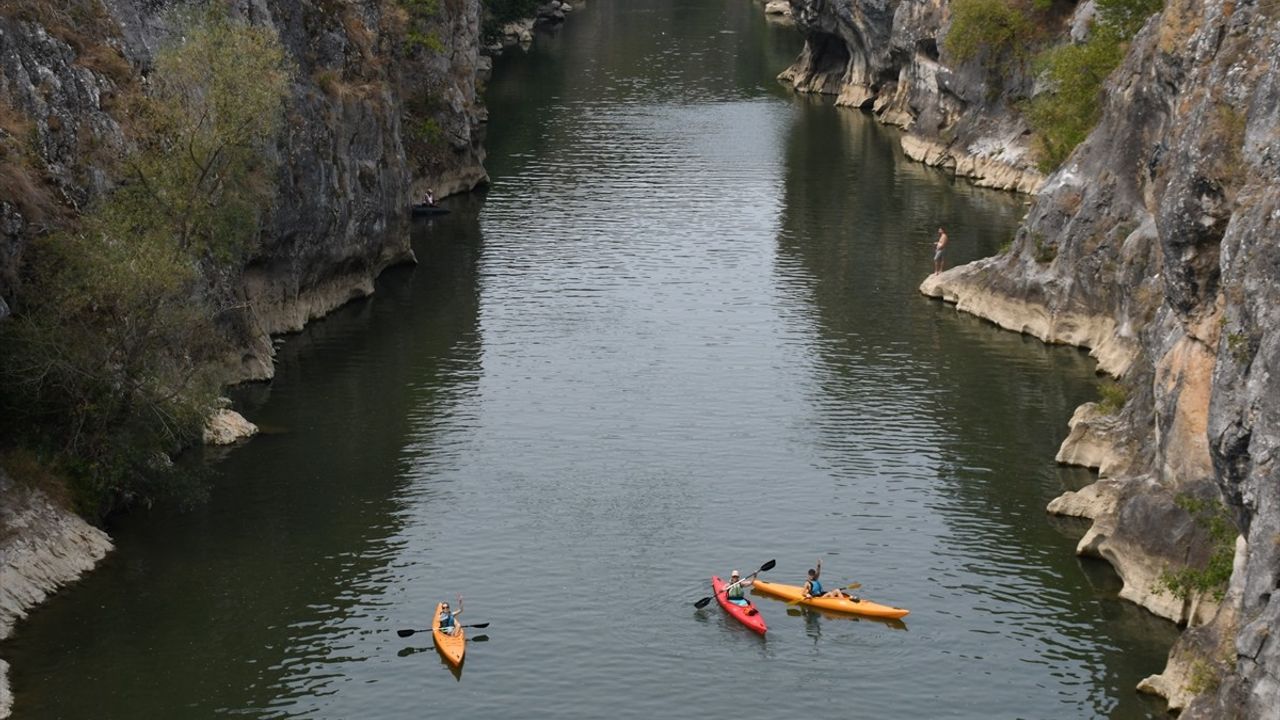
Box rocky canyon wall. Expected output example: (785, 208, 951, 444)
(779, 0, 1056, 192)
(850, 0, 1279, 713)
(0, 0, 488, 380)
(0, 1, 490, 715)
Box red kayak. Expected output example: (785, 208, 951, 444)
(712, 575, 767, 635)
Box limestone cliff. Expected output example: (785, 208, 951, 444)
(0, 1, 489, 716)
(0, 0, 488, 380)
(907, 0, 1279, 714)
(779, 0, 1057, 192)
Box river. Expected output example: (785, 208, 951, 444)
(5, 1, 1178, 718)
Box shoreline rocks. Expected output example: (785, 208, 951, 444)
(203, 407, 259, 446)
(763, 1, 794, 19)
(0, 471, 113, 720)
(487, 0, 581, 53)
(774, 0, 1046, 194)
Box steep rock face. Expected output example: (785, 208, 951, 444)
(0, 0, 488, 379)
(779, 0, 1046, 192)
(918, 0, 1278, 713)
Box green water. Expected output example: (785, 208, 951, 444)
(5, 2, 1177, 718)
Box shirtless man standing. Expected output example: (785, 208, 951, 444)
(933, 227, 949, 275)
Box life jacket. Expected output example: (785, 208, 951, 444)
(440, 611, 455, 629)
(808, 578, 823, 596)
(726, 580, 744, 599)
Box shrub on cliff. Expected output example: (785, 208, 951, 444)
(1027, 34, 1126, 169)
(944, 0, 1034, 67)
(1027, 0, 1164, 169)
(0, 11, 291, 515)
(1158, 495, 1237, 602)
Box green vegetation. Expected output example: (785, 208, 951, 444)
(0, 11, 291, 515)
(944, 0, 1033, 66)
(1027, 0, 1164, 169)
(1096, 380, 1129, 414)
(1032, 232, 1057, 263)
(1159, 495, 1237, 602)
(400, 0, 445, 54)
(416, 116, 445, 144)
(1026, 37, 1125, 169)
(943, 0, 1165, 169)
(1227, 331, 1252, 365)
(1186, 659, 1221, 696)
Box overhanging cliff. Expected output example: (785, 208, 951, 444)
(779, 0, 1057, 193)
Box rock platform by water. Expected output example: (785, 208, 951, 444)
(0, 471, 113, 719)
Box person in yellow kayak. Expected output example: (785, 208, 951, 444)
(439, 594, 464, 634)
(724, 569, 755, 606)
(804, 558, 859, 601)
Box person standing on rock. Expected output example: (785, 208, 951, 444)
(933, 227, 949, 275)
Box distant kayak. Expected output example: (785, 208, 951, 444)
(432, 603, 466, 668)
(712, 575, 767, 635)
(413, 203, 451, 217)
(753, 579, 909, 619)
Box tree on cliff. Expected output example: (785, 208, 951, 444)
(0, 10, 292, 515)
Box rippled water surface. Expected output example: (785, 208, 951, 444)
(6, 2, 1178, 718)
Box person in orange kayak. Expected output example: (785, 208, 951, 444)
(804, 558, 859, 601)
(724, 569, 754, 606)
(438, 594, 463, 634)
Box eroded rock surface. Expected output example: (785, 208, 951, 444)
(0, 470, 112, 720)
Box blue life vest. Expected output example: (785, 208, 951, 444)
(440, 611, 455, 629)
(809, 579, 823, 596)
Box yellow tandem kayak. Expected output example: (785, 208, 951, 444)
(752, 579, 910, 619)
(432, 602, 466, 668)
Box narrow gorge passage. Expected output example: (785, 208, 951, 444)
(5, 2, 1178, 718)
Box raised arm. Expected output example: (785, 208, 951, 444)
(454, 594, 464, 618)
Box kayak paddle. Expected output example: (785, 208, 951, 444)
(693, 559, 776, 609)
(397, 622, 489, 638)
(786, 582, 862, 605)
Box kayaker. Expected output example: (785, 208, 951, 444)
(804, 558, 859, 601)
(439, 595, 463, 634)
(724, 569, 754, 606)
(423, 188, 436, 207)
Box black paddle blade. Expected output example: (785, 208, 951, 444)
(693, 597, 713, 609)
(396, 629, 418, 638)
(470, 622, 490, 629)
(759, 559, 776, 573)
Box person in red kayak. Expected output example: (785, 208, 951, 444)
(724, 569, 754, 606)
(804, 558, 859, 601)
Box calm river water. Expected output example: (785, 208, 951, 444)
(6, 1, 1178, 718)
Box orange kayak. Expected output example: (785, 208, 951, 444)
(753, 579, 909, 619)
(432, 602, 466, 668)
